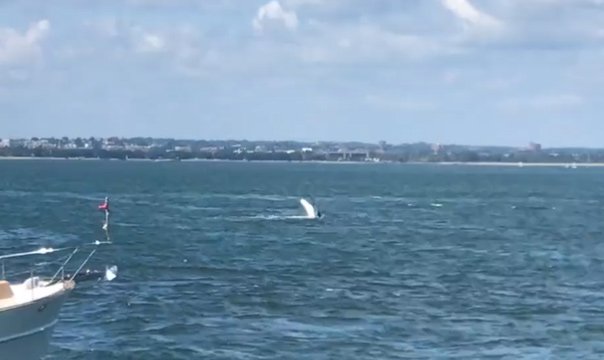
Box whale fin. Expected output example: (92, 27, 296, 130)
(299, 198, 317, 219)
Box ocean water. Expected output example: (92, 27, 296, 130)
(1, 160, 604, 359)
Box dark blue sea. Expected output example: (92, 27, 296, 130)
(1, 160, 604, 359)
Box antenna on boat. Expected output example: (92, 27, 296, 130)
(47, 197, 114, 285)
(98, 196, 110, 242)
(62, 196, 113, 283)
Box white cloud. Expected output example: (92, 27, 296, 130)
(138, 33, 166, 53)
(129, 26, 170, 53)
(0, 20, 50, 66)
(128, 25, 219, 77)
(253, 1, 299, 33)
(443, 70, 460, 84)
(500, 94, 585, 111)
(532, 94, 585, 109)
(283, 0, 333, 9)
(285, 0, 325, 6)
(86, 18, 119, 38)
(364, 94, 435, 112)
(460, 0, 604, 49)
(481, 77, 521, 91)
(443, 0, 502, 29)
(65, 0, 604, 82)
(296, 23, 456, 64)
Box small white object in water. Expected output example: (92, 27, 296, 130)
(104, 265, 118, 281)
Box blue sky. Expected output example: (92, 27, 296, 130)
(0, 0, 602, 147)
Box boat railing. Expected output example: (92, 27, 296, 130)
(0, 197, 113, 288)
(0, 240, 111, 286)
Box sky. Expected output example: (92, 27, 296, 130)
(0, 0, 603, 147)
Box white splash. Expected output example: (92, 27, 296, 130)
(104, 265, 118, 281)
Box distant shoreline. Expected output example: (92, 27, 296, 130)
(0, 156, 602, 168)
(430, 161, 602, 167)
(0, 156, 369, 165)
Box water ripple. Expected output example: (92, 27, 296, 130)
(0, 161, 603, 359)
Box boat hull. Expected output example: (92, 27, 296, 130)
(0, 287, 71, 360)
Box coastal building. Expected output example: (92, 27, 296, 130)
(528, 142, 542, 152)
(431, 143, 442, 155)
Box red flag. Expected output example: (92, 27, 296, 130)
(98, 197, 109, 212)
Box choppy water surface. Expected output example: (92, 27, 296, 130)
(1, 160, 604, 359)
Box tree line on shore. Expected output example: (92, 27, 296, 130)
(1, 144, 602, 163)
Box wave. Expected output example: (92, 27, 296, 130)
(229, 214, 313, 221)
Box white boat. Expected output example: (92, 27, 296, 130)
(0, 273, 74, 360)
(0, 197, 114, 360)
